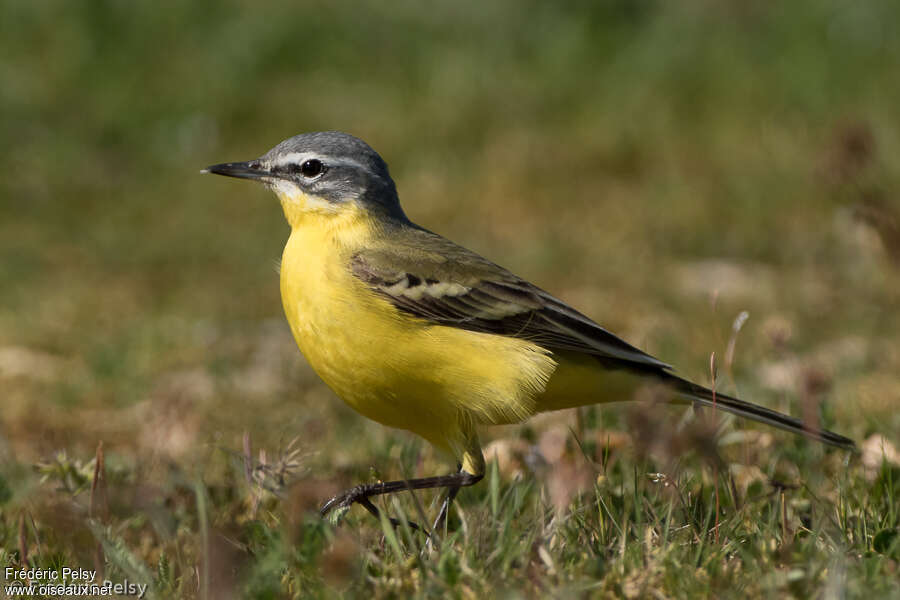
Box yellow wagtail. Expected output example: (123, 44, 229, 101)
(204, 131, 855, 530)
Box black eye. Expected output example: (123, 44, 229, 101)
(299, 159, 324, 178)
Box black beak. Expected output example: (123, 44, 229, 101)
(202, 160, 269, 181)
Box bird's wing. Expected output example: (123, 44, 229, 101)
(349, 225, 858, 451)
(350, 226, 671, 371)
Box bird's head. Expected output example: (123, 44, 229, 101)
(204, 131, 405, 226)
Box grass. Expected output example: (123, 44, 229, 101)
(1, 0, 899, 597)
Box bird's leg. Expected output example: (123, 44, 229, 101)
(430, 463, 464, 535)
(352, 497, 422, 532)
(424, 445, 484, 550)
(319, 470, 483, 530)
(322, 436, 486, 539)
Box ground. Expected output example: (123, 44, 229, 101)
(1, 1, 898, 597)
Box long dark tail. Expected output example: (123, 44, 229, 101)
(665, 374, 857, 451)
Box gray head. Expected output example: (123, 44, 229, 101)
(204, 131, 405, 220)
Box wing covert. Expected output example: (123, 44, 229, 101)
(349, 228, 671, 372)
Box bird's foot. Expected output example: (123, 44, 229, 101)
(319, 484, 369, 517)
(320, 485, 425, 533)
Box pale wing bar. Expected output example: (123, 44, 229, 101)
(350, 254, 670, 371)
(350, 250, 856, 450)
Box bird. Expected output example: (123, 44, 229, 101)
(203, 131, 855, 532)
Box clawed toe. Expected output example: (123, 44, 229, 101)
(318, 470, 480, 537)
(320, 487, 425, 533)
(319, 487, 360, 517)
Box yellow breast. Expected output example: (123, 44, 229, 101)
(277, 204, 557, 454)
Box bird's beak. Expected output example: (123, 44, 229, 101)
(202, 160, 270, 181)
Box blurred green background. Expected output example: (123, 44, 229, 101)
(1, 0, 898, 597)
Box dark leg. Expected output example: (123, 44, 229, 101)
(320, 470, 483, 529)
(430, 463, 464, 534)
(431, 485, 461, 533)
(322, 433, 486, 534)
(356, 497, 423, 532)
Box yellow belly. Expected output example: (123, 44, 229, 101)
(278, 216, 557, 454)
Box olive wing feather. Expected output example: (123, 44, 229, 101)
(349, 228, 671, 371)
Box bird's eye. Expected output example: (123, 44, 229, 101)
(298, 159, 325, 178)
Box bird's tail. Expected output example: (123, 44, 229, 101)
(665, 374, 857, 451)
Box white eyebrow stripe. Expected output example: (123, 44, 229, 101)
(272, 152, 371, 173)
(273, 152, 317, 166)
